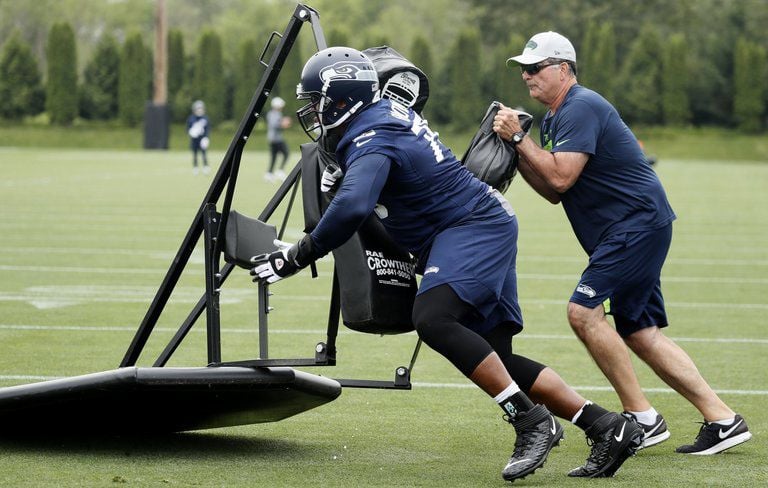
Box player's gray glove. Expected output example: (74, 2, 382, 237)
(320, 164, 343, 193)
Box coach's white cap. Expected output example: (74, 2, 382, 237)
(507, 31, 576, 66)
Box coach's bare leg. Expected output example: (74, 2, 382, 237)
(624, 326, 734, 421)
(568, 302, 651, 412)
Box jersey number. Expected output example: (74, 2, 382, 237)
(390, 102, 445, 163)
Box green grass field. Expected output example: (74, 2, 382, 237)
(1, 144, 767, 487)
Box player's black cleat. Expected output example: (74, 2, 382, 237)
(501, 404, 564, 482)
(675, 414, 752, 455)
(568, 412, 643, 478)
(622, 411, 671, 449)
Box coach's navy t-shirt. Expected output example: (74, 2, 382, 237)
(540, 84, 676, 254)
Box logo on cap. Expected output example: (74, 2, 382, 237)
(526, 40, 538, 49)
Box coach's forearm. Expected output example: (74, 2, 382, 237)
(516, 135, 586, 193)
(518, 155, 561, 204)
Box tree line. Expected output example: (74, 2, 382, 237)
(0, 0, 766, 133)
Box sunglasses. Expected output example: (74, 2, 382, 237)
(521, 61, 563, 75)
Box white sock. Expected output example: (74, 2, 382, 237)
(711, 416, 736, 426)
(628, 407, 659, 425)
(571, 400, 593, 424)
(493, 382, 521, 404)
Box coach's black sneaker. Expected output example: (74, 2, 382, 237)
(501, 404, 564, 482)
(622, 411, 671, 449)
(568, 412, 643, 478)
(675, 414, 752, 455)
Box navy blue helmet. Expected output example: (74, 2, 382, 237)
(296, 46, 379, 141)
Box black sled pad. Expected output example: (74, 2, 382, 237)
(0, 366, 341, 435)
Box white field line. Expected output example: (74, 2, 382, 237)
(1, 246, 767, 267)
(0, 374, 764, 396)
(0, 223, 184, 234)
(1, 324, 766, 345)
(0, 264, 171, 274)
(1, 327, 764, 393)
(518, 273, 768, 285)
(0, 167, 188, 188)
(0, 289, 767, 310)
(1, 262, 767, 285)
(411, 383, 768, 395)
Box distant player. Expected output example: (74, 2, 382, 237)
(265, 96, 291, 181)
(187, 100, 210, 175)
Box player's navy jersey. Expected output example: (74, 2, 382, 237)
(334, 99, 495, 259)
(541, 85, 676, 255)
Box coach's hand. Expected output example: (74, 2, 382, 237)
(493, 103, 524, 142)
(250, 240, 300, 284)
(320, 164, 343, 193)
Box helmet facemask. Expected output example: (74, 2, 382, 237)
(381, 71, 420, 109)
(296, 88, 328, 142)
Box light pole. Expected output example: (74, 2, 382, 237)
(143, 0, 169, 149)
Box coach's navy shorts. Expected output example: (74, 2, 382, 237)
(569, 224, 673, 338)
(418, 193, 523, 335)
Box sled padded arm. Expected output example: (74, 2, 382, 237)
(223, 211, 279, 269)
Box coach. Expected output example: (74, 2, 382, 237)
(492, 31, 751, 455)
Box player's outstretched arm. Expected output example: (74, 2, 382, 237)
(250, 236, 317, 284)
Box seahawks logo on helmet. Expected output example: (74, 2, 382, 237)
(319, 62, 378, 83)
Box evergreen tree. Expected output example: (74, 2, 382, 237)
(167, 29, 185, 122)
(733, 38, 766, 132)
(430, 52, 454, 126)
(171, 50, 196, 124)
(0, 32, 45, 119)
(580, 22, 617, 102)
(193, 30, 225, 123)
(79, 34, 119, 120)
(234, 38, 260, 121)
(594, 23, 617, 103)
(118, 32, 151, 126)
(448, 28, 483, 130)
(579, 21, 600, 89)
(616, 23, 663, 124)
(409, 35, 434, 116)
(167, 29, 184, 101)
(274, 34, 303, 115)
(487, 34, 534, 115)
(762, 46, 768, 131)
(409, 36, 433, 80)
(327, 28, 350, 48)
(364, 35, 390, 49)
(661, 33, 690, 126)
(221, 63, 235, 121)
(46, 22, 78, 125)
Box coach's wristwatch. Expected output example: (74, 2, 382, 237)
(511, 131, 526, 145)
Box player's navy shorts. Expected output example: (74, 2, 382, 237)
(569, 223, 673, 338)
(418, 190, 523, 335)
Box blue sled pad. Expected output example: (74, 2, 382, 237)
(0, 366, 341, 434)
